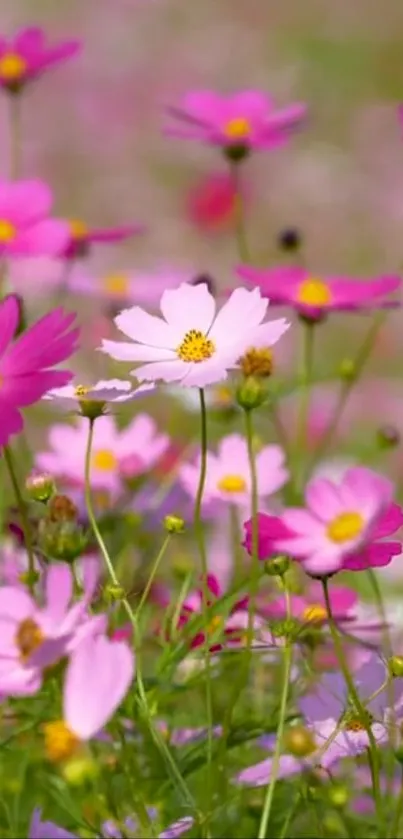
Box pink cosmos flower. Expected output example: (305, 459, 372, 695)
(0, 181, 70, 258)
(180, 434, 288, 508)
(0, 562, 103, 696)
(237, 265, 401, 321)
(243, 513, 293, 560)
(0, 295, 79, 447)
(0, 27, 80, 93)
(185, 171, 243, 233)
(70, 268, 193, 308)
(260, 582, 357, 626)
(165, 90, 306, 155)
(101, 283, 289, 388)
(43, 379, 155, 411)
(0, 539, 40, 586)
(273, 467, 403, 576)
(36, 414, 169, 495)
(61, 219, 144, 260)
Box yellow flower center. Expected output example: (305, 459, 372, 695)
(92, 449, 117, 471)
(217, 474, 247, 493)
(327, 511, 364, 544)
(43, 720, 79, 763)
(240, 347, 273, 378)
(344, 710, 373, 732)
(103, 273, 129, 296)
(302, 604, 327, 623)
(225, 117, 251, 139)
(15, 618, 44, 662)
(0, 53, 27, 80)
(208, 615, 223, 635)
(0, 220, 16, 243)
(69, 218, 89, 240)
(297, 277, 332, 307)
(176, 329, 215, 363)
(74, 384, 91, 398)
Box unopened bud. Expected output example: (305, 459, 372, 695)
(38, 520, 88, 562)
(48, 494, 78, 523)
(338, 359, 356, 380)
(104, 583, 126, 602)
(25, 471, 55, 504)
(164, 515, 185, 534)
(283, 726, 316, 758)
(377, 425, 400, 450)
(236, 376, 267, 411)
(277, 227, 302, 252)
(19, 569, 41, 587)
(264, 555, 291, 577)
(389, 656, 403, 678)
(328, 784, 349, 809)
(62, 754, 99, 786)
(240, 347, 273, 379)
(224, 143, 249, 163)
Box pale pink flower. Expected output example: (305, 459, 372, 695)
(0, 180, 70, 257)
(180, 433, 288, 508)
(101, 283, 289, 388)
(70, 268, 194, 307)
(43, 379, 154, 411)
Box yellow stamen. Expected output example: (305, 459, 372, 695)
(103, 274, 129, 296)
(297, 277, 331, 307)
(43, 720, 79, 763)
(217, 474, 247, 493)
(208, 615, 223, 634)
(92, 449, 117, 472)
(0, 53, 26, 81)
(15, 618, 44, 662)
(176, 329, 215, 363)
(327, 512, 364, 544)
(0, 220, 16, 243)
(302, 604, 327, 623)
(74, 384, 91, 398)
(240, 347, 273, 378)
(69, 218, 89, 240)
(225, 117, 251, 139)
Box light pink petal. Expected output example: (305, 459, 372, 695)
(64, 634, 135, 740)
(209, 288, 267, 346)
(176, 356, 231, 387)
(178, 90, 223, 122)
(281, 508, 324, 536)
(0, 587, 34, 621)
(12, 220, 70, 257)
(134, 358, 190, 384)
(0, 180, 52, 225)
(306, 478, 345, 521)
(101, 339, 175, 363)
(341, 467, 394, 516)
(44, 564, 73, 623)
(302, 546, 344, 575)
(160, 283, 216, 338)
(251, 319, 290, 348)
(114, 307, 176, 347)
(0, 295, 19, 356)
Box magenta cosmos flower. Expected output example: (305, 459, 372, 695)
(101, 283, 289, 388)
(0, 180, 70, 257)
(237, 265, 401, 321)
(0, 295, 79, 447)
(0, 26, 80, 94)
(43, 632, 134, 763)
(165, 90, 306, 158)
(36, 414, 169, 495)
(61, 218, 144, 260)
(180, 433, 288, 508)
(273, 467, 403, 576)
(259, 581, 357, 626)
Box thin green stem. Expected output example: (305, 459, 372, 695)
(312, 311, 385, 466)
(136, 534, 171, 618)
(295, 320, 315, 492)
(229, 503, 243, 585)
(230, 161, 250, 262)
(258, 584, 293, 839)
(9, 95, 22, 180)
(244, 408, 259, 663)
(194, 388, 214, 823)
(389, 769, 403, 839)
(322, 577, 384, 837)
(4, 445, 36, 592)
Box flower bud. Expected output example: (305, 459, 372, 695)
(328, 784, 349, 809)
(19, 569, 41, 588)
(338, 358, 356, 380)
(164, 514, 185, 534)
(236, 376, 267, 411)
(264, 555, 291, 577)
(224, 143, 249, 163)
(277, 227, 302, 252)
(38, 520, 88, 562)
(283, 726, 316, 758)
(104, 583, 126, 602)
(377, 425, 400, 450)
(48, 494, 78, 523)
(388, 656, 403, 678)
(240, 348, 273, 379)
(25, 471, 55, 504)
(62, 754, 99, 786)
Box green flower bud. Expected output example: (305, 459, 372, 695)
(25, 472, 56, 504)
(283, 726, 317, 758)
(264, 555, 291, 577)
(164, 514, 185, 534)
(377, 425, 400, 450)
(104, 584, 126, 602)
(389, 656, 403, 678)
(236, 376, 267, 411)
(38, 520, 88, 562)
(338, 358, 356, 380)
(328, 784, 349, 809)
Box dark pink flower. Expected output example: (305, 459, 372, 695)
(237, 265, 401, 321)
(260, 582, 357, 625)
(185, 171, 242, 232)
(173, 573, 250, 652)
(62, 219, 145, 260)
(0, 181, 70, 257)
(0, 295, 79, 447)
(243, 513, 293, 560)
(165, 90, 306, 157)
(0, 27, 80, 93)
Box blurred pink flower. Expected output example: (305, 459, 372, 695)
(36, 414, 169, 494)
(101, 283, 289, 387)
(70, 267, 192, 308)
(237, 265, 401, 321)
(185, 171, 245, 233)
(260, 581, 358, 625)
(0, 26, 80, 93)
(180, 433, 288, 508)
(0, 295, 79, 447)
(0, 180, 70, 257)
(174, 573, 253, 652)
(43, 379, 154, 410)
(61, 219, 145, 260)
(165, 90, 306, 155)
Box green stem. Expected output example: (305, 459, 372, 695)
(136, 534, 171, 618)
(258, 584, 293, 839)
(9, 95, 21, 179)
(4, 445, 36, 592)
(84, 419, 193, 807)
(194, 388, 214, 823)
(295, 319, 315, 492)
(312, 311, 385, 466)
(322, 577, 384, 836)
(229, 503, 243, 585)
(230, 161, 250, 262)
(244, 408, 259, 663)
(389, 768, 403, 839)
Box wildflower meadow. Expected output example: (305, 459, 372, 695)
(2, 2, 403, 837)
